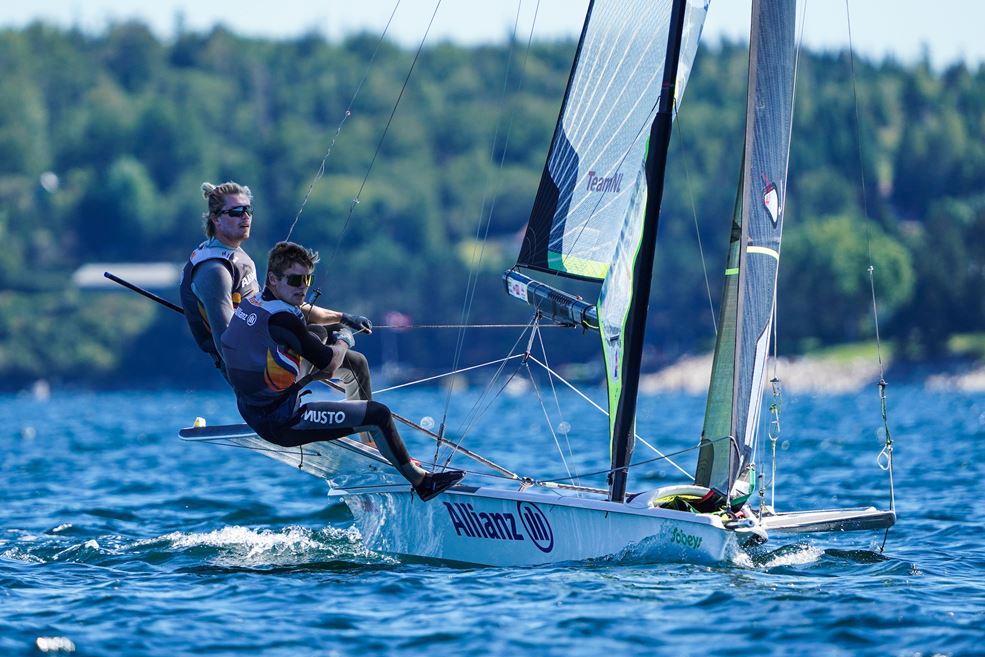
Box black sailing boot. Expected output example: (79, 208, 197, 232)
(414, 469, 466, 502)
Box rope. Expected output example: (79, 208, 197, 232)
(524, 354, 692, 479)
(535, 325, 580, 483)
(674, 119, 717, 337)
(285, 0, 403, 242)
(845, 0, 896, 550)
(523, 358, 576, 484)
(374, 354, 524, 394)
(435, 317, 538, 469)
(369, 322, 572, 330)
(539, 434, 732, 486)
(328, 0, 443, 265)
(439, 1, 535, 438)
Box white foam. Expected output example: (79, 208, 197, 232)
(149, 525, 386, 566)
(762, 544, 825, 568)
(35, 636, 76, 653)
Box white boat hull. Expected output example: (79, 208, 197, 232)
(342, 485, 736, 566)
(180, 424, 894, 566)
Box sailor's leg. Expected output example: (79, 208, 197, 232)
(331, 346, 375, 446)
(355, 403, 465, 501)
(335, 349, 372, 401)
(272, 399, 426, 486)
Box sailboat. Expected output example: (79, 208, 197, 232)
(180, 0, 895, 565)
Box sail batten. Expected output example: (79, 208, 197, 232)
(516, 1, 703, 282)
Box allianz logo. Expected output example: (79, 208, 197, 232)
(233, 306, 257, 326)
(444, 500, 554, 553)
(302, 409, 347, 424)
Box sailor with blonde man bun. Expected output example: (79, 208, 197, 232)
(179, 181, 374, 406)
(221, 240, 465, 501)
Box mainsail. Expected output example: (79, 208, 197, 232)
(509, 0, 708, 503)
(694, 0, 797, 495)
(516, 0, 707, 283)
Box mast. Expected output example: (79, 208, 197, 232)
(608, 0, 689, 503)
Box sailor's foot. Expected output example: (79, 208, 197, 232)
(414, 469, 465, 502)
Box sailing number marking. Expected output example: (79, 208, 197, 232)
(443, 501, 555, 553)
(670, 527, 703, 550)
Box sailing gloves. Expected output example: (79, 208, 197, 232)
(333, 327, 356, 349)
(341, 312, 373, 333)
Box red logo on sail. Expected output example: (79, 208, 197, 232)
(762, 177, 779, 225)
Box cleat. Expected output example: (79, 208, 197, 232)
(414, 469, 465, 502)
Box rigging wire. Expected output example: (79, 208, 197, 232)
(434, 315, 538, 469)
(524, 354, 692, 479)
(285, 0, 403, 242)
(524, 359, 576, 483)
(374, 354, 524, 395)
(537, 434, 732, 487)
(369, 322, 571, 330)
(327, 0, 443, 264)
(535, 326, 581, 483)
(673, 120, 717, 337)
(438, 0, 539, 441)
(845, 0, 896, 551)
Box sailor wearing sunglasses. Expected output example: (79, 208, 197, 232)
(221, 241, 465, 501)
(179, 181, 259, 372)
(180, 182, 374, 407)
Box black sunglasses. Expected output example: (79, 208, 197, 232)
(219, 205, 253, 218)
(282, 273, 312, 287)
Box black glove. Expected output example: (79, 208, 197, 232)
(332, 327, 355, 349)
(341, 312, 373, 333)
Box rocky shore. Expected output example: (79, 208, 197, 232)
(640, 354, 985, 394)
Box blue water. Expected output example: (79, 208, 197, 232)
(2, 385, 983, 656)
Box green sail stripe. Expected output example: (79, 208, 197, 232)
(548, 250, 609, 279)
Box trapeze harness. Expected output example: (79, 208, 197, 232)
(178, 239, 258, 368)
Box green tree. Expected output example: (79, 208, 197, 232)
(778, 214, 914, 347)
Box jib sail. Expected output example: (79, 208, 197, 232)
(694, 0, 798, 497)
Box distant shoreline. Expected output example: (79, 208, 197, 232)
(641, 354, 985, 393)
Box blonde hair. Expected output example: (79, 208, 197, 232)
(201, 181, 253, 237)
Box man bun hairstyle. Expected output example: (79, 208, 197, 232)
(201, 181, 253, 237)
(266, 241, 321, 282)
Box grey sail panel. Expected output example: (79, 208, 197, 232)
(695, 0, 797, 494)
(518, 0, 684, 282)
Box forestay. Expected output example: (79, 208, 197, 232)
(694, 0, 798, 496)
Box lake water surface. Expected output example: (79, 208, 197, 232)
(1, 384, 982, 656)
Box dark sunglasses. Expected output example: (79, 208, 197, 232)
(219, 205, 253, 218)
(282, 273, 312, 287)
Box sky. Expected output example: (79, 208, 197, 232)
(0, 0, 981, 70)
